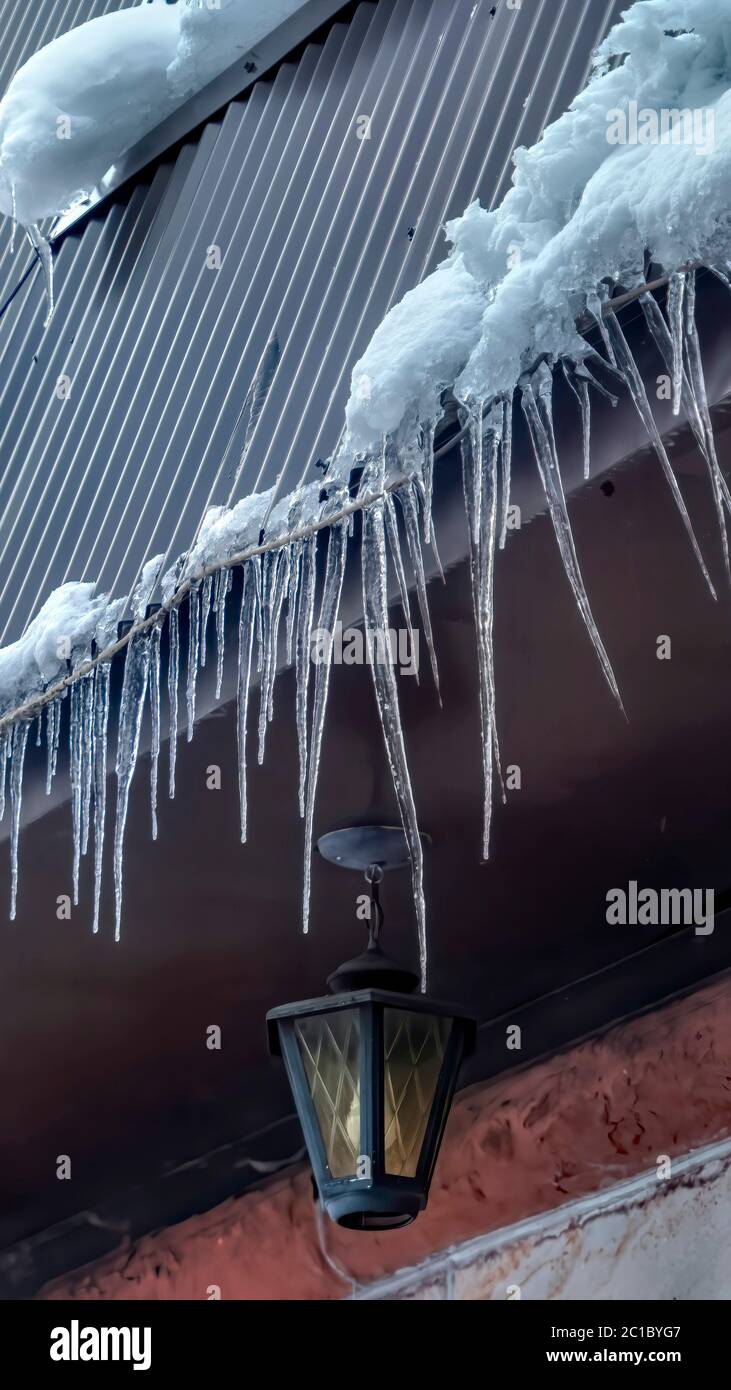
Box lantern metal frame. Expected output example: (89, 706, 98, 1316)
(267, 988, 475, 1228)
(266, 826, 476, 1230)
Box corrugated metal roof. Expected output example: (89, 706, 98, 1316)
(0, 0, 623, 644)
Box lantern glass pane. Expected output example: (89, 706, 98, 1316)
(295, 1009, 361, 1178)
(384, 1009, 452, 1177)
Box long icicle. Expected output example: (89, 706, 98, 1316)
(362, 498, 427, 989)
(168, 606, 180, 798)
(0, 728, 7, 822)
(92, 663, 111, 934)
(562, 361, 592, 480)
(421, 420, 435, 545)
(667, 271, 686, 417)
(521, 367, 624, 712)
(604, 311, 716, 600)
(199, 574, 213, 669)
(641, 286, 731, 569)
(113, 634, 151, 941)
(258, 549, 288, 764)
(237, 560, 259, 844)
(266, 549, 289, 728)
(46, 696, 61, 794)
(499, 392, 514, 549)
(80, 671, 96, 860)
(9, 721, 30, 920)
(462, 406, 502, 857)
(186, 584, 200, 743)
(640, 292, 709, 464)
(302, 519, 348, 935)
(398, 479, 441, 702)
(149, 622, 162, 840)
(384, 492, 417, 677)
(296, 534, 318, 818)
(256, 551, 276, 762)
(70, 681, 84, 906)
(480, 418, 504, 823)
(215, 569, 232, 701)
(286, 542, 303, 667)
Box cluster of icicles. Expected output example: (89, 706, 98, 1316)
(0, 265, 729, 989)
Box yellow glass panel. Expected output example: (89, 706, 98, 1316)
(296, 1010, 361, 1178)
(384, 1009, 451, 1177)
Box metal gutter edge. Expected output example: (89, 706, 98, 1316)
(354, 1132, 731, 1299)
(50, 0, 349, 244)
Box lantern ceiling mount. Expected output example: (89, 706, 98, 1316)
(316, 823, 431, 874)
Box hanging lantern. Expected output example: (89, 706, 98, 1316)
(266, 827, 475, 1230)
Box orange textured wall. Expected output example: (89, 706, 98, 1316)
(45, 975, 731, 1300)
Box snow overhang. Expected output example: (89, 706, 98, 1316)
(50, 1, 349, 243)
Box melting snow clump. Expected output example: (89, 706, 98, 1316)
(0, 1, 309, 228)
(345, 0, 731, 446)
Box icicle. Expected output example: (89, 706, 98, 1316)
(236, 560, 259, 844)
(35, 711, 43, 747)
(113, 634, 152, 941)
(641, 293, 707, 463)
(421, 421, 435, 545)
(256, 550, 276, 763)
(80, 671, 96, 859)
(428, 515, 447, 586)
(186, 583, 200, 743)
(411, 465, 446, 585)
(464, 407, 482, 547)
(254, 558, 264, 674)
(462, 408, 502, 857)
(0, 728, 7, 822)
(562, 362, 592, 480)
(199, 574, 213, 669)
(267, 554, 288, 727)
(384, 493, 417, 678)
(92, 663, 111, 935)
(499, 393, 514, 549)
(149, 622, 162, 840)
(26, 223, 55, 328)
(397, 480, 441, 702)
(9, 720, 30, 921)
(683, 270, 731, 585)
(69, 681, 83, 906)
(573, 357, 620, 406)
(46, 696, 61, 794)
(640, 289, 731, 520)
(667, 272, 686, 417)
(296, 535, 318, 818)
(168, 605, 180, 798)
(286, 542, 303, 667)
(604, 311, 716, 600)
(361, 499, 427, 988)
(302, 520, 348, 935)
(257, 549, 288, 764)
(586, 287, 618, 367)
(214, 568, 231, 701)
(521, 367, 624, 712)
